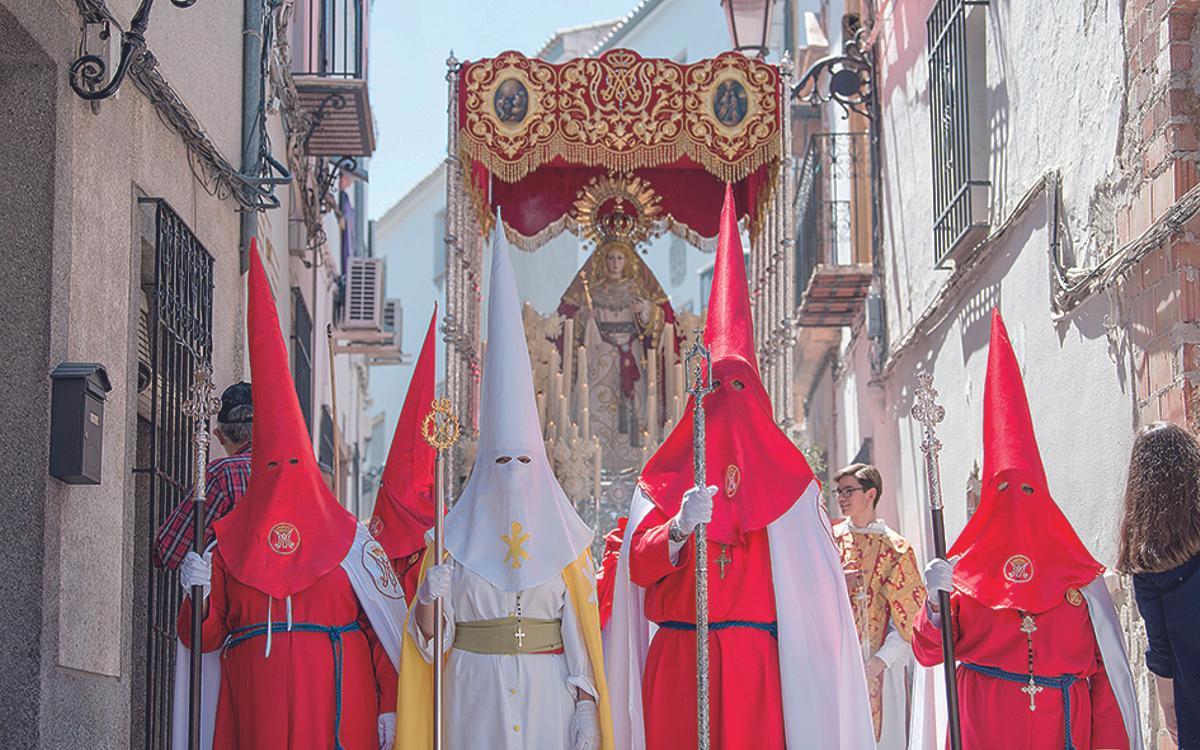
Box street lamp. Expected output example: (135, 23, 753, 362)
(721, 0, 776, 58)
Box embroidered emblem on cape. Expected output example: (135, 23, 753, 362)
(268, 522, 300, 555)
(368, 515, 384, 538)
(1003, 554, 1034, 583)
(502, 521, 531, 569)
(362, 540, 403, 600)
(724, 464, 741, 498)
(1066, 588, 1083, 606)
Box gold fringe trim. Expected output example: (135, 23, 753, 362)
(459, 137, 781, 187)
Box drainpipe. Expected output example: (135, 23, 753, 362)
(239, 0, 266, 273)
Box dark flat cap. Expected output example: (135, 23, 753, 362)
(217, 381, 253, 423)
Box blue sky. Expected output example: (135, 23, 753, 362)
(367, 0, 638, 220)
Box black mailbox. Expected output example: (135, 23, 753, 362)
(49, 363, 112, 485)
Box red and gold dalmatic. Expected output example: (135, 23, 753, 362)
(833, 521, 925, 740)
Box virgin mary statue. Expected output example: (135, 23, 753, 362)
(557, 174, 676, 472)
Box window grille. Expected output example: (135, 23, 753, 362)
(292, 288, 314, 431)
(927, 0, 990, 265)
(134, 198, 213, 750)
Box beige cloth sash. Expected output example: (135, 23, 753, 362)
(452, 617, 563, 655)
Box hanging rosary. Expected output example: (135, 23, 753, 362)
(513, 592, 526, 650)
(1017, 611, 1042, 711)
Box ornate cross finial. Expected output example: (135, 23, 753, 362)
(183, 364, 222, 435)
(911, 372, 945, 429)
(685, 328, 713, 401)
(912, 371, 947, 510)
(421, 397, 462, 451)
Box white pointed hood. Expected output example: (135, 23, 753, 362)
(443, 215, 594, 592)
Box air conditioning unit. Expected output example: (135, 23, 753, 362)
(382, 298, 402, 349)
(343, 257, 385, 330)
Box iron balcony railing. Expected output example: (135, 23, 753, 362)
(793, 131, 871, 305)
(927, 0, 989, 264)
(297, 0, 367, 79)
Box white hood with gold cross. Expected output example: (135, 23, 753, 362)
(443, 214, 594, 592)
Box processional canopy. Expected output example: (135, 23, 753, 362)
(455, 49, 784, 250)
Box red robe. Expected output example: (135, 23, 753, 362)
(394, 547, 425, 607)
(912, 593, 1128, 749)
(179, 549, 398, 749)
(630, 507, 785, 750)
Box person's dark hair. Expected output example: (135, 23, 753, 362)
(1118, 421, 1200, 574)
(833, 463, 883, 509)
(218, 404, 253, 446)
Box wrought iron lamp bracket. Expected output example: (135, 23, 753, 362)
(315, 156, 358, 212)
(791, 28, 875, 119)
(69, 0, 203, 102)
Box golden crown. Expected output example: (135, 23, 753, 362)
(571, 173, 664, 248)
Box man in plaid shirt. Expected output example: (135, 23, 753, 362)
(153, 382, 254, 569)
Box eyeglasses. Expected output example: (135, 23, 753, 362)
(833, 486, 866, 499)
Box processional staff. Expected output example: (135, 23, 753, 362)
(911, 372, 963, 750)
(421, 397, 461, 750)
(182, 364, 222, 750)
(685, 332, 714, 750)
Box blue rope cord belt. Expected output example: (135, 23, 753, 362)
(656, 620, 778, 639)
(225, 620, 361, 750)
(962, 663, 1079, 750)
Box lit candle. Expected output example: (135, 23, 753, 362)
(581, 403, 590, 441)
(647, 354, 658, 444)
(674, 362, 685, 413)
(536, 391, 547, 431)
(592, 437, 602, 501)
(558, 392, 568, 434)
(562, 319, 574, 413)
(551, 371, 562, 414)
(662, 323, 676, 407)
(576, 345, 587, 407)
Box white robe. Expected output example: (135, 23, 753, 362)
(872, 620, 913, 749)
(409, 557, 597, 750)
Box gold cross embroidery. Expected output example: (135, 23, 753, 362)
(502, 521, 531, 569)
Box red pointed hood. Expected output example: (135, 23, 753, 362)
(948, 309, 1103, 612)
(367, 306, 438, 562)
(638, 184, 816, 544)
(213, 240, 357, 599)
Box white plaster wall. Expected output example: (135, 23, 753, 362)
(816, 0, 1134, 570)
(54, 26, 246, 687)
(145, 0, 246, 161)
(875, 0, 1125, 338)
(599, 0, 732, 62)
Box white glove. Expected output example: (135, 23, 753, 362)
(675, 485, 717, 536)
(377, 711, 396, 750)
(571, 699, 600, 750)
(923, 555, 959, 596)
(417, 564, 453, 605)
(180, 550, 212, 599)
